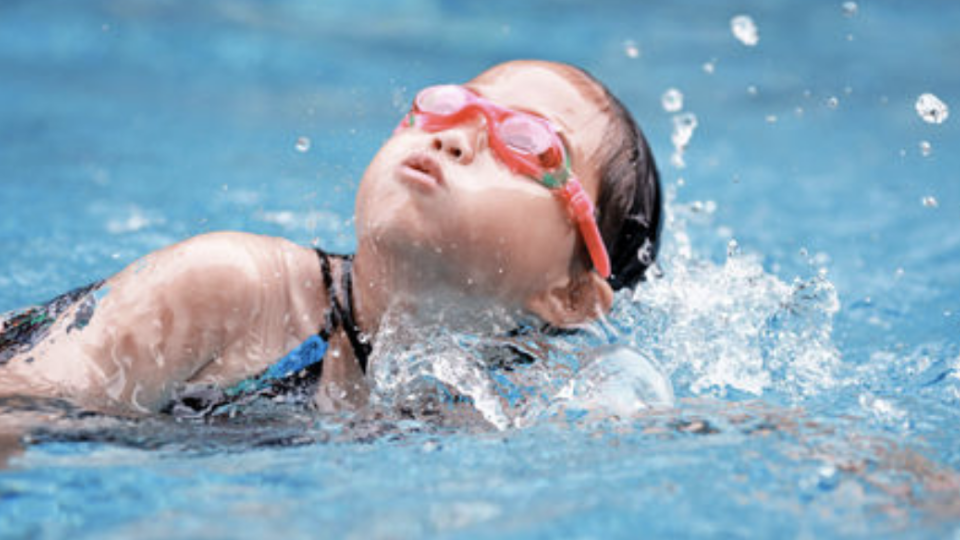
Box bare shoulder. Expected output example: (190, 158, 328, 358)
(119, 231, 319, 294)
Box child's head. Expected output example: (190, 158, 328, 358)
(355, 60, 661, 328)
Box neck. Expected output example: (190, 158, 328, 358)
(351, 240, 525, 344)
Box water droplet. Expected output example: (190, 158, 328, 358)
(765, 115, 778, 123)
(702, 61, 716, 74)
(661, 88, 684, 113)
(730, 15, 759, 46)
(727, 239, 740, 258)
(922, 196, 938, 208)
(670, 112, 698, 169)
(795, 106, 805, 117)
(894, 267, 905, 279)
(671, 113, 698, 148)
(842, 1, 858, 17)
(827, 96, 839, 109)
(919, 140, 932, 157)
(623, 40, 640, 59)
(670, 153, 686, 169)
(915, 93, 949, 124)
(747, 85, 758, 96)
(295, 136, 311, 153)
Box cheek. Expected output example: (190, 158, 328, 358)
(355, 139, 412, 230)
(453, 185, 577, 291)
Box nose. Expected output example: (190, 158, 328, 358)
(430, 127, 479, 165)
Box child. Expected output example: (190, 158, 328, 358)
(0, 60, 662, 416)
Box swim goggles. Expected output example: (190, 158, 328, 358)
(397, 84, 611, 278)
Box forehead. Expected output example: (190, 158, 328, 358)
(465, 62, 611, 164)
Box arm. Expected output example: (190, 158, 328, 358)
(17, 232, 327, 412)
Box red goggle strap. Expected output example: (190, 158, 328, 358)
(559, 179, 611, 279)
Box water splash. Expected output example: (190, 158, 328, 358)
(551, 345, 674, 420)
(616, 193, 841, 401)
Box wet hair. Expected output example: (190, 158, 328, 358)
(576, 67, 663, 291)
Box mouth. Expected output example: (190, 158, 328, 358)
(397, 153, 445, 192)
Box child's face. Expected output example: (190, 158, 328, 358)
(355, 61, 613, 310)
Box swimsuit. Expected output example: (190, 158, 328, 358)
(0, 280, 104, 366)
(163, 248, 371, 418)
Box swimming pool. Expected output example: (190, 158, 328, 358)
(2, 0, 959, 537)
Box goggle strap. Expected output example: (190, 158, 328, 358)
(560, 179, 611, 279)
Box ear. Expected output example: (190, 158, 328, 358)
(524, 272, 615, 328)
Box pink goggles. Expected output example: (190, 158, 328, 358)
(397, 84, 611, 279)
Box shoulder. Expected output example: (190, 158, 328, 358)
(158, 232, 327, 336)
(105, 232, 323, 319)
(140, 231, 317, 283)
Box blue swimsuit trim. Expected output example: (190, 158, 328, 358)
(225, 334, 328, 397)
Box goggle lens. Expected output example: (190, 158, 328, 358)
(498, 116, 553, 155)
(415, 85, 468, 116)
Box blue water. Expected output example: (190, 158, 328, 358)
(2, 0, 959, 538)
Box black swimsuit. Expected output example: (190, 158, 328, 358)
(0, 280, 104, 366)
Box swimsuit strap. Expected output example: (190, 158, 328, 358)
(314, 249, 372, 374)
(315, 249, 337, 342)
(161, 250, 369, 418)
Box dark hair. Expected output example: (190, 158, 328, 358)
(578, 68, 663, 291)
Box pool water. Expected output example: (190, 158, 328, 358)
(2, 0, 959, 538)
